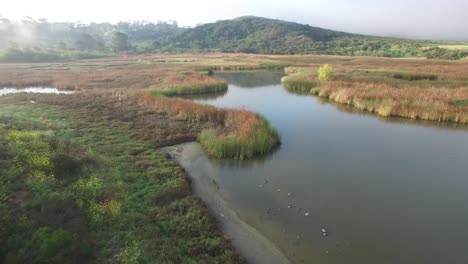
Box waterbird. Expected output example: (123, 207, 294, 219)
(322, 228, 327, 236)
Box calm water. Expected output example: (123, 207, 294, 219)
(0, 87, 74, 96)
(180, 71, 468, 264)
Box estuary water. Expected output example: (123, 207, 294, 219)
(0, 87, 73, 96)
(177, 71, 468, 264)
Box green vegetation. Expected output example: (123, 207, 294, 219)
(148, 81, 281, 160)
(0, 103, 243, 263)
(451, 100, 468, 107)
(157, 17, 468, 59)
(279, 64, 468, 123)
(151, 82, 228, 97)
(0, 47, 109, 62)
(281, 67, 318, 93)
(438, 44, 468, 51)
(2, 16, 468, 62)
(334, 69, 468, 89)
(198, 115, 280, 160)
(281, 75, 318, 93)
(318, 64, 334, 81)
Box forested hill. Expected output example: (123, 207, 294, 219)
(171, 16, 466, 59)
(1, 16, 467, 62)
(170, 16, 352, 53)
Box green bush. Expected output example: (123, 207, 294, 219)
(318, 64, 334, 81)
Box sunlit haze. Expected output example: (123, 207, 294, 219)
(1, 0, 468, 40)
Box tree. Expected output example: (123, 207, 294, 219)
(111, 31, 128, 52)
(74, 33, 98, 51)
(318, 64, 334, 81)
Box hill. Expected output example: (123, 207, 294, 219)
(0, 16, 467, 61)
(169, 17, 467, 59)
(171, 16, 351, 54)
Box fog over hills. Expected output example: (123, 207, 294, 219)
(2, 0, 468, 41)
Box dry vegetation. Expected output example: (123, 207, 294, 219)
(0, 54, 285, 159)
(2, 53, 468, 147)
(312, 82, 468, 123)
(2, 53, 468, 263)
(277, 56, 468, 123)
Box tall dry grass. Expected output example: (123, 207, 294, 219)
(139, 94, 280, 159)
(312, 81, 468, 123)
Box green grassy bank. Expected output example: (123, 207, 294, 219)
(0, 103, 243, 264)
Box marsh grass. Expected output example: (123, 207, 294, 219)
(141, 94, 281, 159)
(151, 82, 228, 97)
(311, 82, 468, 123)
(334, 69, 468, 89)
(281, 67, 319, 93)
(451, 99, 468, 107)
(281, 65, 468, 123)
(281, 75, 319, 93)
(198, 113, 280, 160)
(0, 103, 244, 263)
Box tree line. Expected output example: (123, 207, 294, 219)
(0, 16, 467, 62)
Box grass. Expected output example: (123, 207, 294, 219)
(3, 53, 468, 262)
(451, 99, 468, 107)
(279, 64, 468, 123)
(281, 75, 318, 93)
(311, 83, 468, 123)
(140, 93, 281, 159)
(438, 44, 468, 51)
(151, 82, 227, 97)
(0, 103, 244, 263)
(198, 113, 280, 160)
(280, 67, 319, 93)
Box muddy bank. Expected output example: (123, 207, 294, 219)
(161, 143, 290, 264)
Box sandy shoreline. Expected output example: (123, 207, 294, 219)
(161, 143, 291, 264)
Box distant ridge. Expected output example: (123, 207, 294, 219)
(172, 16, 353, 54)
(1, 16, 467, 61)
(165, 16, 467, 59)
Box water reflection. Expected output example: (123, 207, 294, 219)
(0, 87, 74, 96)
(215, 71, 284, 88)
(178, 89, 228, 100)
(181, 71, 468, 264)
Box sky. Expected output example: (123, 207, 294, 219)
(1, 0, 468, 41)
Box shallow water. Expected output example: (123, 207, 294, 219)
(179, 71, 468, 264)
(0, 87, 74, 96)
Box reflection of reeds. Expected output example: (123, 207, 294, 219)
(281, 66, 319, 93)
(281, 75, 318, 93)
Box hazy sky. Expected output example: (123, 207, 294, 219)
(1, 0, 467, 40)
